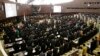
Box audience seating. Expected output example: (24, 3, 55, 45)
(2, 14, 98, 56)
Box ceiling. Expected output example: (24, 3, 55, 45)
(0, 0, 100, 14)
(0, 0, 100, 7)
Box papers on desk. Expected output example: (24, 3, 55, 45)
(5, 43, 13, 47)
(73, 40, 78, 44)
(24, 51, 28, 55)
(15, 38, 22, 41)
(73, 38, 79, 44)
(16, 41, 23, 44)
(19, 47, 21, 50)
(9, 48, 14, 52)
(87, 44, 91, 48)
(57, 47, 60, 53)
(32, 49, 36, 53)
(64, 38, 68, 40)
(46, 28, 50, 31)
(57, 35, 60, 38)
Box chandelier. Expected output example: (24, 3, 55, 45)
(30, 0, 73, 5)
(9, 0, 74, 5)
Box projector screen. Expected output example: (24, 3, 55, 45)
(53, 6, 61, 13)
(5, 3, 17, 18)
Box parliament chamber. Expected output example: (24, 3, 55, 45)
(0, 0, 100, 56)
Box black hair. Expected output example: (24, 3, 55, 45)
(83, 44, 85, 46)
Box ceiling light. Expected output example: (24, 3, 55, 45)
(9, 0, 28, 4)
(9, 0, 16, 2)
(17, 0, 28, 4)
(9, 0, 73, 5)
(29, 0, 74, 5)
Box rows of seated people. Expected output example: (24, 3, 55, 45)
(78, 25, 98, 45)
(3, 15, 98, 56)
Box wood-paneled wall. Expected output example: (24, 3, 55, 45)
(0, 0, 100, 20)
(17, 4, 32, 16)
(0, 3, 5, 20)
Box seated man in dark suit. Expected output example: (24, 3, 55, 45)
(90, 38, 97, 54)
